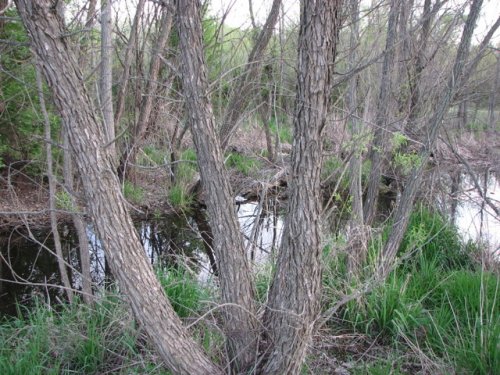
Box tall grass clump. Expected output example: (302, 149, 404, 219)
(156, 266, 209, 318)
(428, 270, 499, 374)
(168, 148, 197, 211)
(398, 205, 474, 270)
(334, 205, 499, 373)
(225, 152, 261, 176)
(0, 296, 171, 374)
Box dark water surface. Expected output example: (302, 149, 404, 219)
(0, 216, 206, 316)
(0, 202, 283, 316)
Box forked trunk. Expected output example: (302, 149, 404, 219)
(261, 1, 342, 373)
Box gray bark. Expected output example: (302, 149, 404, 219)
(15, 2, 221, 373)
(100, 0, 115, 159)
(62, 129, 93, 304)
(261, 1, 342, 373)
(219, 0, 282, 150)
(346, 0, 366, 274)
(488, 53, 500, 131)
(176, 1, 259, 371)
(35, 60, 74, 303)
(379, 0, 484, 277)
(363, 0, 400, 225)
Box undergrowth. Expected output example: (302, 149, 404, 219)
(329, 206, 499, 374)
(0, 296, 170, 375)
(2, 206, 497, 374)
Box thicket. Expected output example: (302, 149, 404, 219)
(1, 207, 497, 374)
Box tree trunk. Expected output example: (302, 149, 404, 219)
(260, 1, 342, 373)
(118, 2, 173, 178)
(219, 0, 282, 150)
(363, 0, 400, 226)
(346, 0, 367, 274)
(113, 0, 145, 126)
(15, 2, 221, 374)
(405, 0, 433, 137)
(176, 1, 259, 371)
(62, 129, 93, 304)
(260, 64, 275, 162)
(100, 0, 115, 160)
(488, 53, 500, 131)
(36, 60, 74, 304)
(379, 0, 484, 277)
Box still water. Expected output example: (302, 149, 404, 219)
(0, 201, 283, 316)
(1, 174, 498, 316)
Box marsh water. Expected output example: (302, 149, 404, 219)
(1, 174, 498, 316)
(0, 200, 284, 316)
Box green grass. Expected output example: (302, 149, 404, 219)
(167, 148, 198, 211)
(168, 184, 194, 211)
(225, 152, 261, 176)
(268, 117, 293, 144)
(329, 205, 499, 374)
(0, 296, 171, 374)
(140, 145, 166, 166)
(156, 266, 209, 318)
(123, 180, 145, 205)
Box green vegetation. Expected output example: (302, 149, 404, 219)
(156, 266, 209, 318)
(268, 117, 293, 144)
(0, 8, 60, 173)
(123, 180, 145, 204)
(168, 148, 197, 211)
(225, 152, 261, 176)
(168, 184, 194, 210)
(55, 190, 75, 212)
(391, 132, 422, 175)
(329, 206, 499, 375)
(139, 145, 166, 167)
(0, 297, 171, 375)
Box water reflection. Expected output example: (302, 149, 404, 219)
(0, 202, 283, 316)
(454, 173, 499, 257)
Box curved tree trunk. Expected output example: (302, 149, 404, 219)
(15, 2, 221, 374)
(260, 1, 342, 373)
(176, 1, 259, 372)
